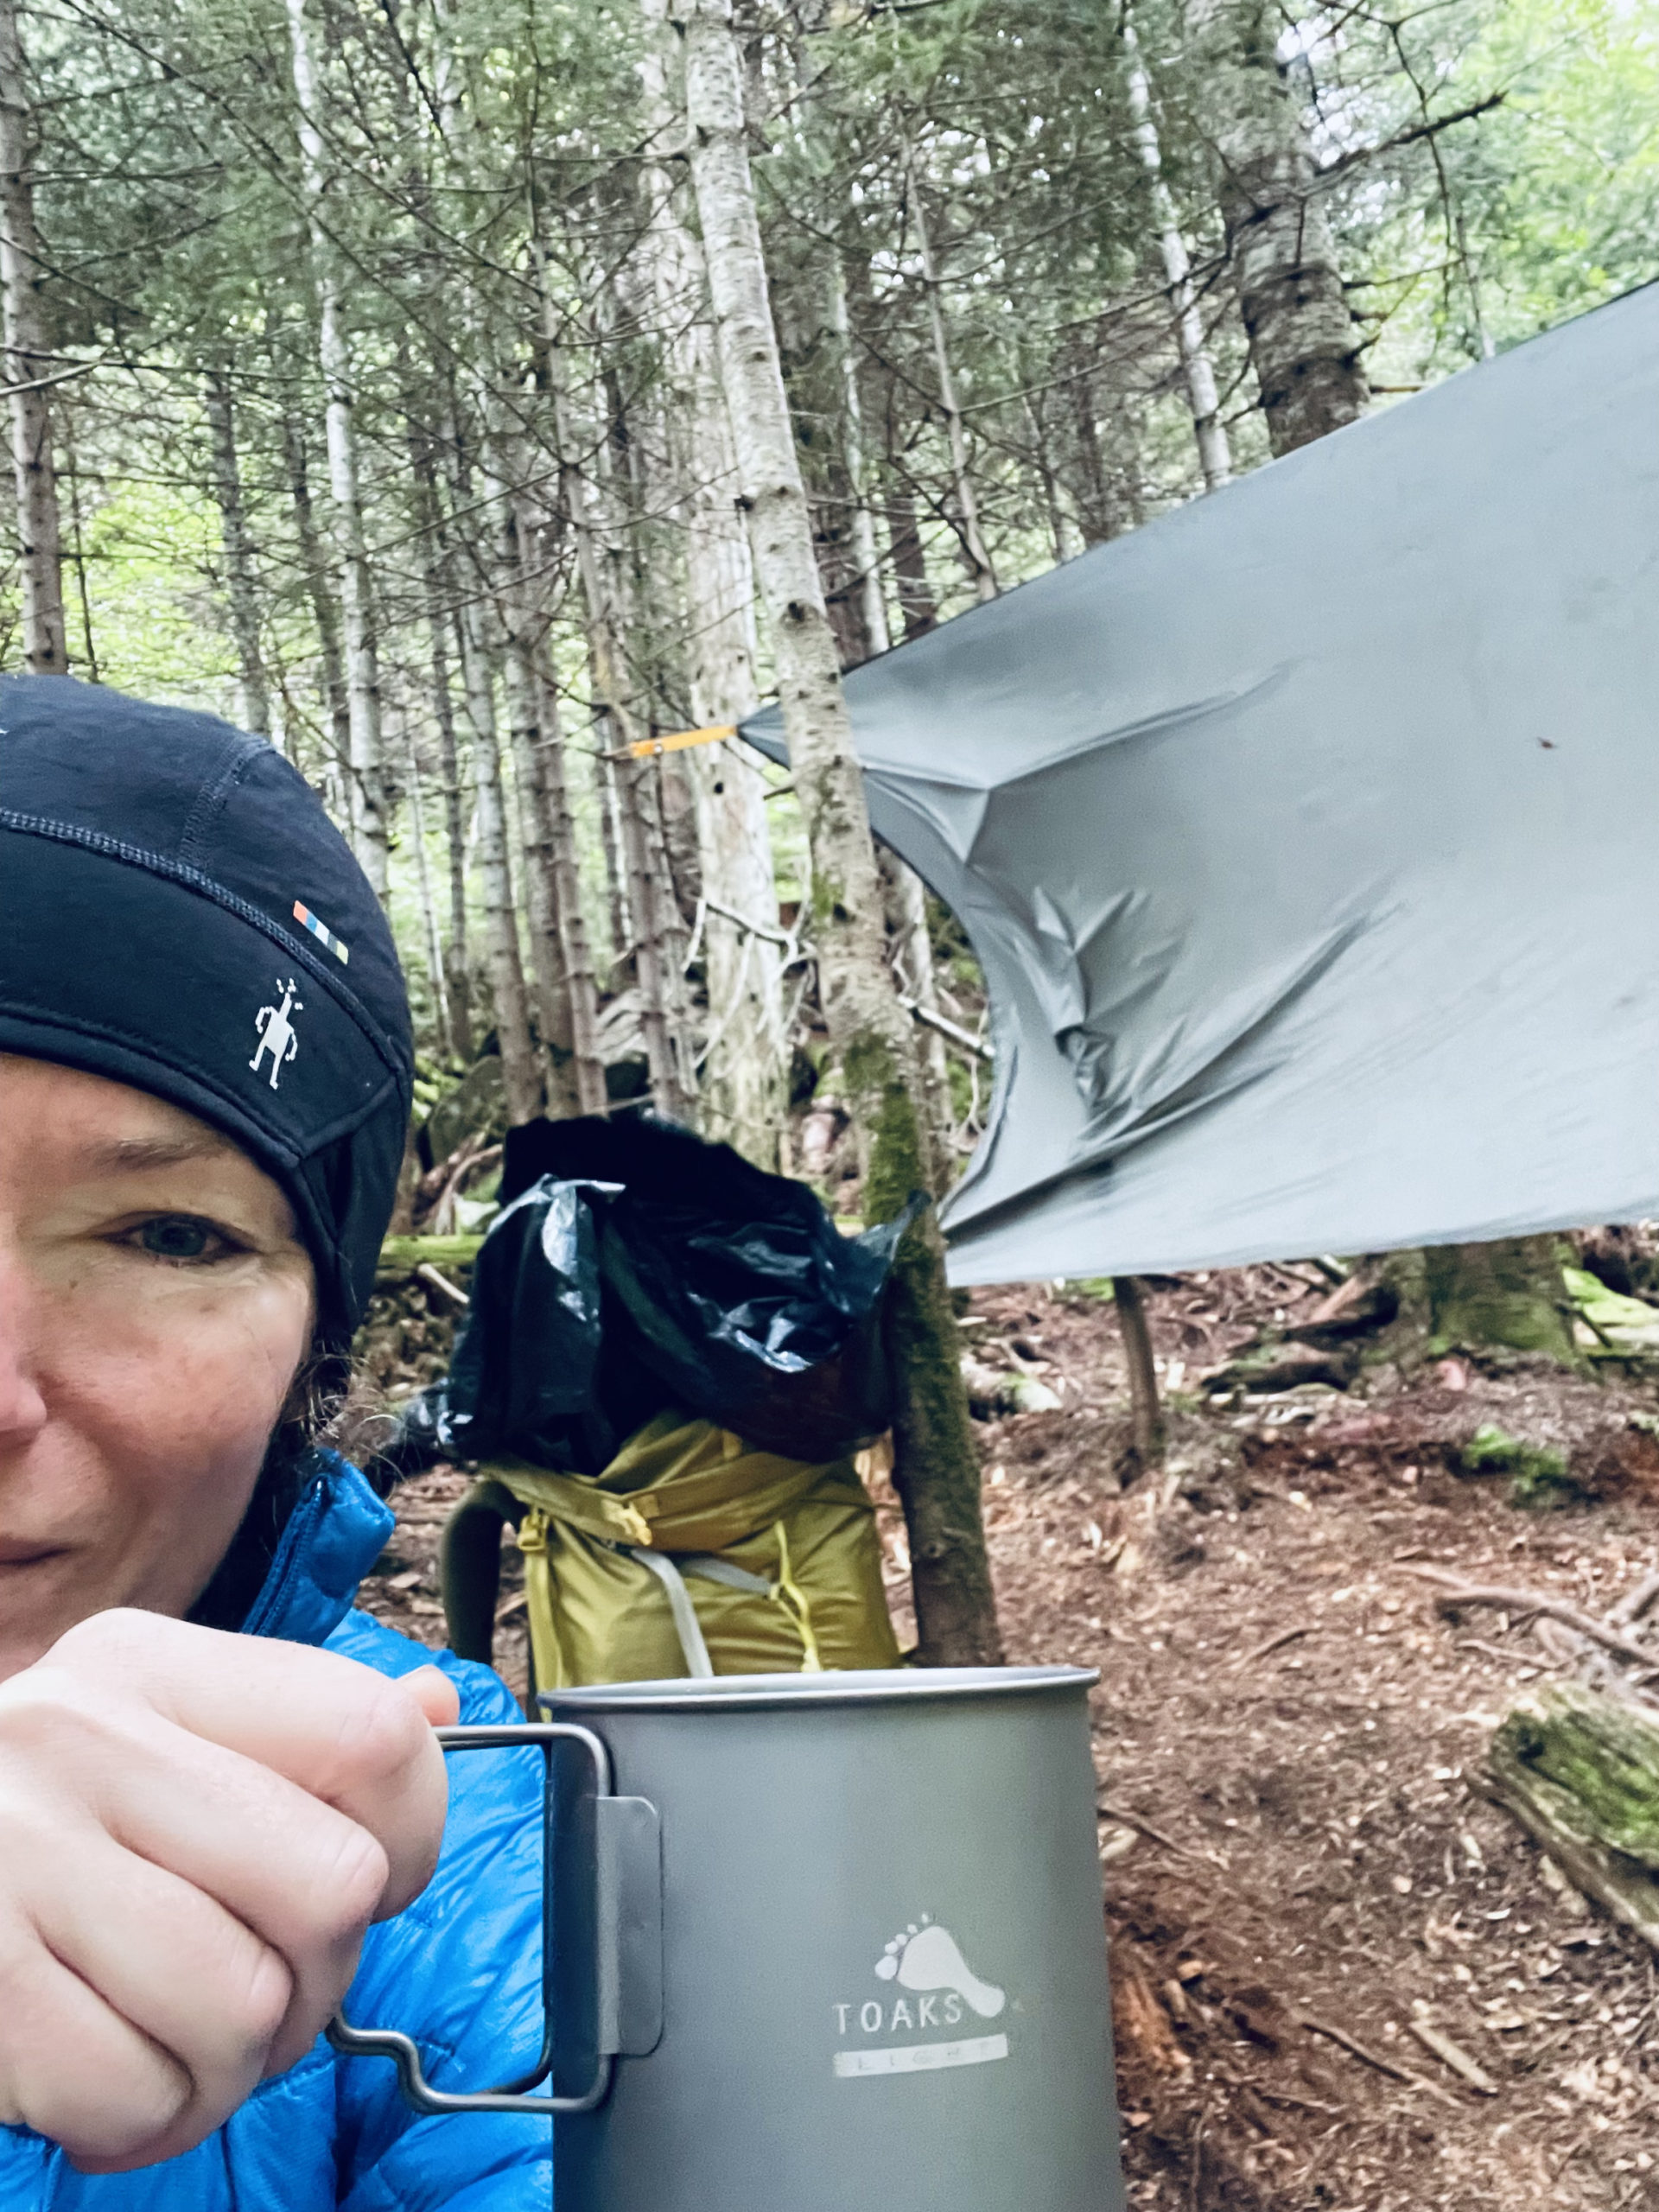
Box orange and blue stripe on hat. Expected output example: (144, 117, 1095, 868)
(293, 899, 350, 965)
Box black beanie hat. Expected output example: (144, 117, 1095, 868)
(0, 677, 412, 1346)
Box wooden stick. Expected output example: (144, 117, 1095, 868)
(1405, 2012, 1497, 2094)
(1096, 1798, 1211, 1864)
(1609, 1569, 1659, 1629)
(1296, 2013, 1459, 2106)
(1401, 1567, 1656, 1668)
(1233, 1624, 1312, 1669)
(416, 1262, 470, 1309)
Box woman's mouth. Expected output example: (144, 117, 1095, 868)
(0, 1541, 65, 1567)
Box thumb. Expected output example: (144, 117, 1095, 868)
(402, 1664, 461, 1729)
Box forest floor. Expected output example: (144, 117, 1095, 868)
(357, 1263, 1659, 2212)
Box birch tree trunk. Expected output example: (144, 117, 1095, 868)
(404, 734, 453, 1062)
(639, 0, 788, 1165)
(278, 404, 352, 772)
(203, 368, 271, 735)
(286, 0, 388, 899)
(682, 0, 1001, 1667)
(1186, 0, 1368, 455)
(1123, 18, 1231, 490)
(0, 0, 65, 676)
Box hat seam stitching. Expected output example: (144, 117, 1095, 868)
(177, 733, 265, 873)
(0, 808, 408, 1084)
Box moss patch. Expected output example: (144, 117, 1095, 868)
(1458, 1421, 1580, 1509)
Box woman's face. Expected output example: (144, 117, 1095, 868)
(0, 1054, 316, 1681)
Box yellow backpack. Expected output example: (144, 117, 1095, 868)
(441, 1410, 899, 1689)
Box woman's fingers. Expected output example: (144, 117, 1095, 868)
(0, 1910, 194, 2171)
(42, 1612, 453, 1916)
(0, 1612, 460, 2167)
(22, 1834, 292, 2166)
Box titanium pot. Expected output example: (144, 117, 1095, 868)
(331, 1666, 1125, 2212)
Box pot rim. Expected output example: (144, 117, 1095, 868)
(536, 1663, 1097, 1714)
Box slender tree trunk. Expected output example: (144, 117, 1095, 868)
(536, 665, 607, 1116)
(0, 0, 64, 675)
(907, 173, 995, 604)
(549, 340, 691, 1122)
(60, 406, 96, 681)
(637, 0, 788, 1164)
(683, 0, 1000, 1667)
(1113, 1274, 1166, 1473)
(404, 733, 453, 1062)
(404, 415, 473, 1059)
(278, 405, 352, 772)
(1123, 17, 1231, 490)
(286, 0, 388, 898)
(886, 480, 938, 641)
(203, 368, 270, 736)
(880, 847, 950, 1185)
(456, 591, 542, 1125)
(1186, 0, 1369, 455)
(499, 486, 582, 1117)
(825, 250, 891, 657)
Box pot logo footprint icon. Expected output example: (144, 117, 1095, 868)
(874, 1916, 1006, 2020)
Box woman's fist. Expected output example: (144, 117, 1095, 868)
(0, 1610, 457, 2171)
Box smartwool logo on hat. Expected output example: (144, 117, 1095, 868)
(251, 979, 304, 1090)
(831, 1916, 1011, 2079)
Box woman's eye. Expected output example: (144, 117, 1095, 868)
(134, 1217, 223, 1262)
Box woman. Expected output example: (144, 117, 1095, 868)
(0, 678, 549, 2205)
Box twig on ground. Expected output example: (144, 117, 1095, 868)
(1401, 1567, 1656, 1668)
(416, 1262, 470, 1308)
(1405, 2009, 1497, 2094)
(1096, 1798, 1215, 1865)
(1233, 1624, 1313, 1669)
(1296, 2013, 1460, 2106)
(1608, 1569, 1659, 1629)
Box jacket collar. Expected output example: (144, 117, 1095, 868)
(240, 1450, 394, 1646)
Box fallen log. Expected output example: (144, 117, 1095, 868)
(376, 1232, 485, 1285)
(1481, 1681, 1659, 1950)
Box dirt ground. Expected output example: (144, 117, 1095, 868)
(357, 1263, 1659, 2212)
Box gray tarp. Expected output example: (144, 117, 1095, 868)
(745, 283, 1659, 1287)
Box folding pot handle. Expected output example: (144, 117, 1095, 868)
(327, 1721, 664, 2115)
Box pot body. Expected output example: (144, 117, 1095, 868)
(542, 1666, 1125, 2212)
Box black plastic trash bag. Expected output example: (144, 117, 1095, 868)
(390, 1116, 917, 1476)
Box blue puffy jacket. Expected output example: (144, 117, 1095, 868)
(0, 1454, 551, 2211)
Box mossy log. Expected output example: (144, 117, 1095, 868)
(1482, 1682, 1659, 1948)
(376, 1233, 484, 1284)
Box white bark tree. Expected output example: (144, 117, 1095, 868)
(1123, 16, 1232, 490)
(0, 0, 64, 675)
(638, 0, 788, 1166)
(203, 368, 271, 735)
(907, 169, 996, 604)
(681, 0, 1001, 1666)
(286, 0, 388, 896)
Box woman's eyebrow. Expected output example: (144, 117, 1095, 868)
(80, 1133, 237, 1175)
